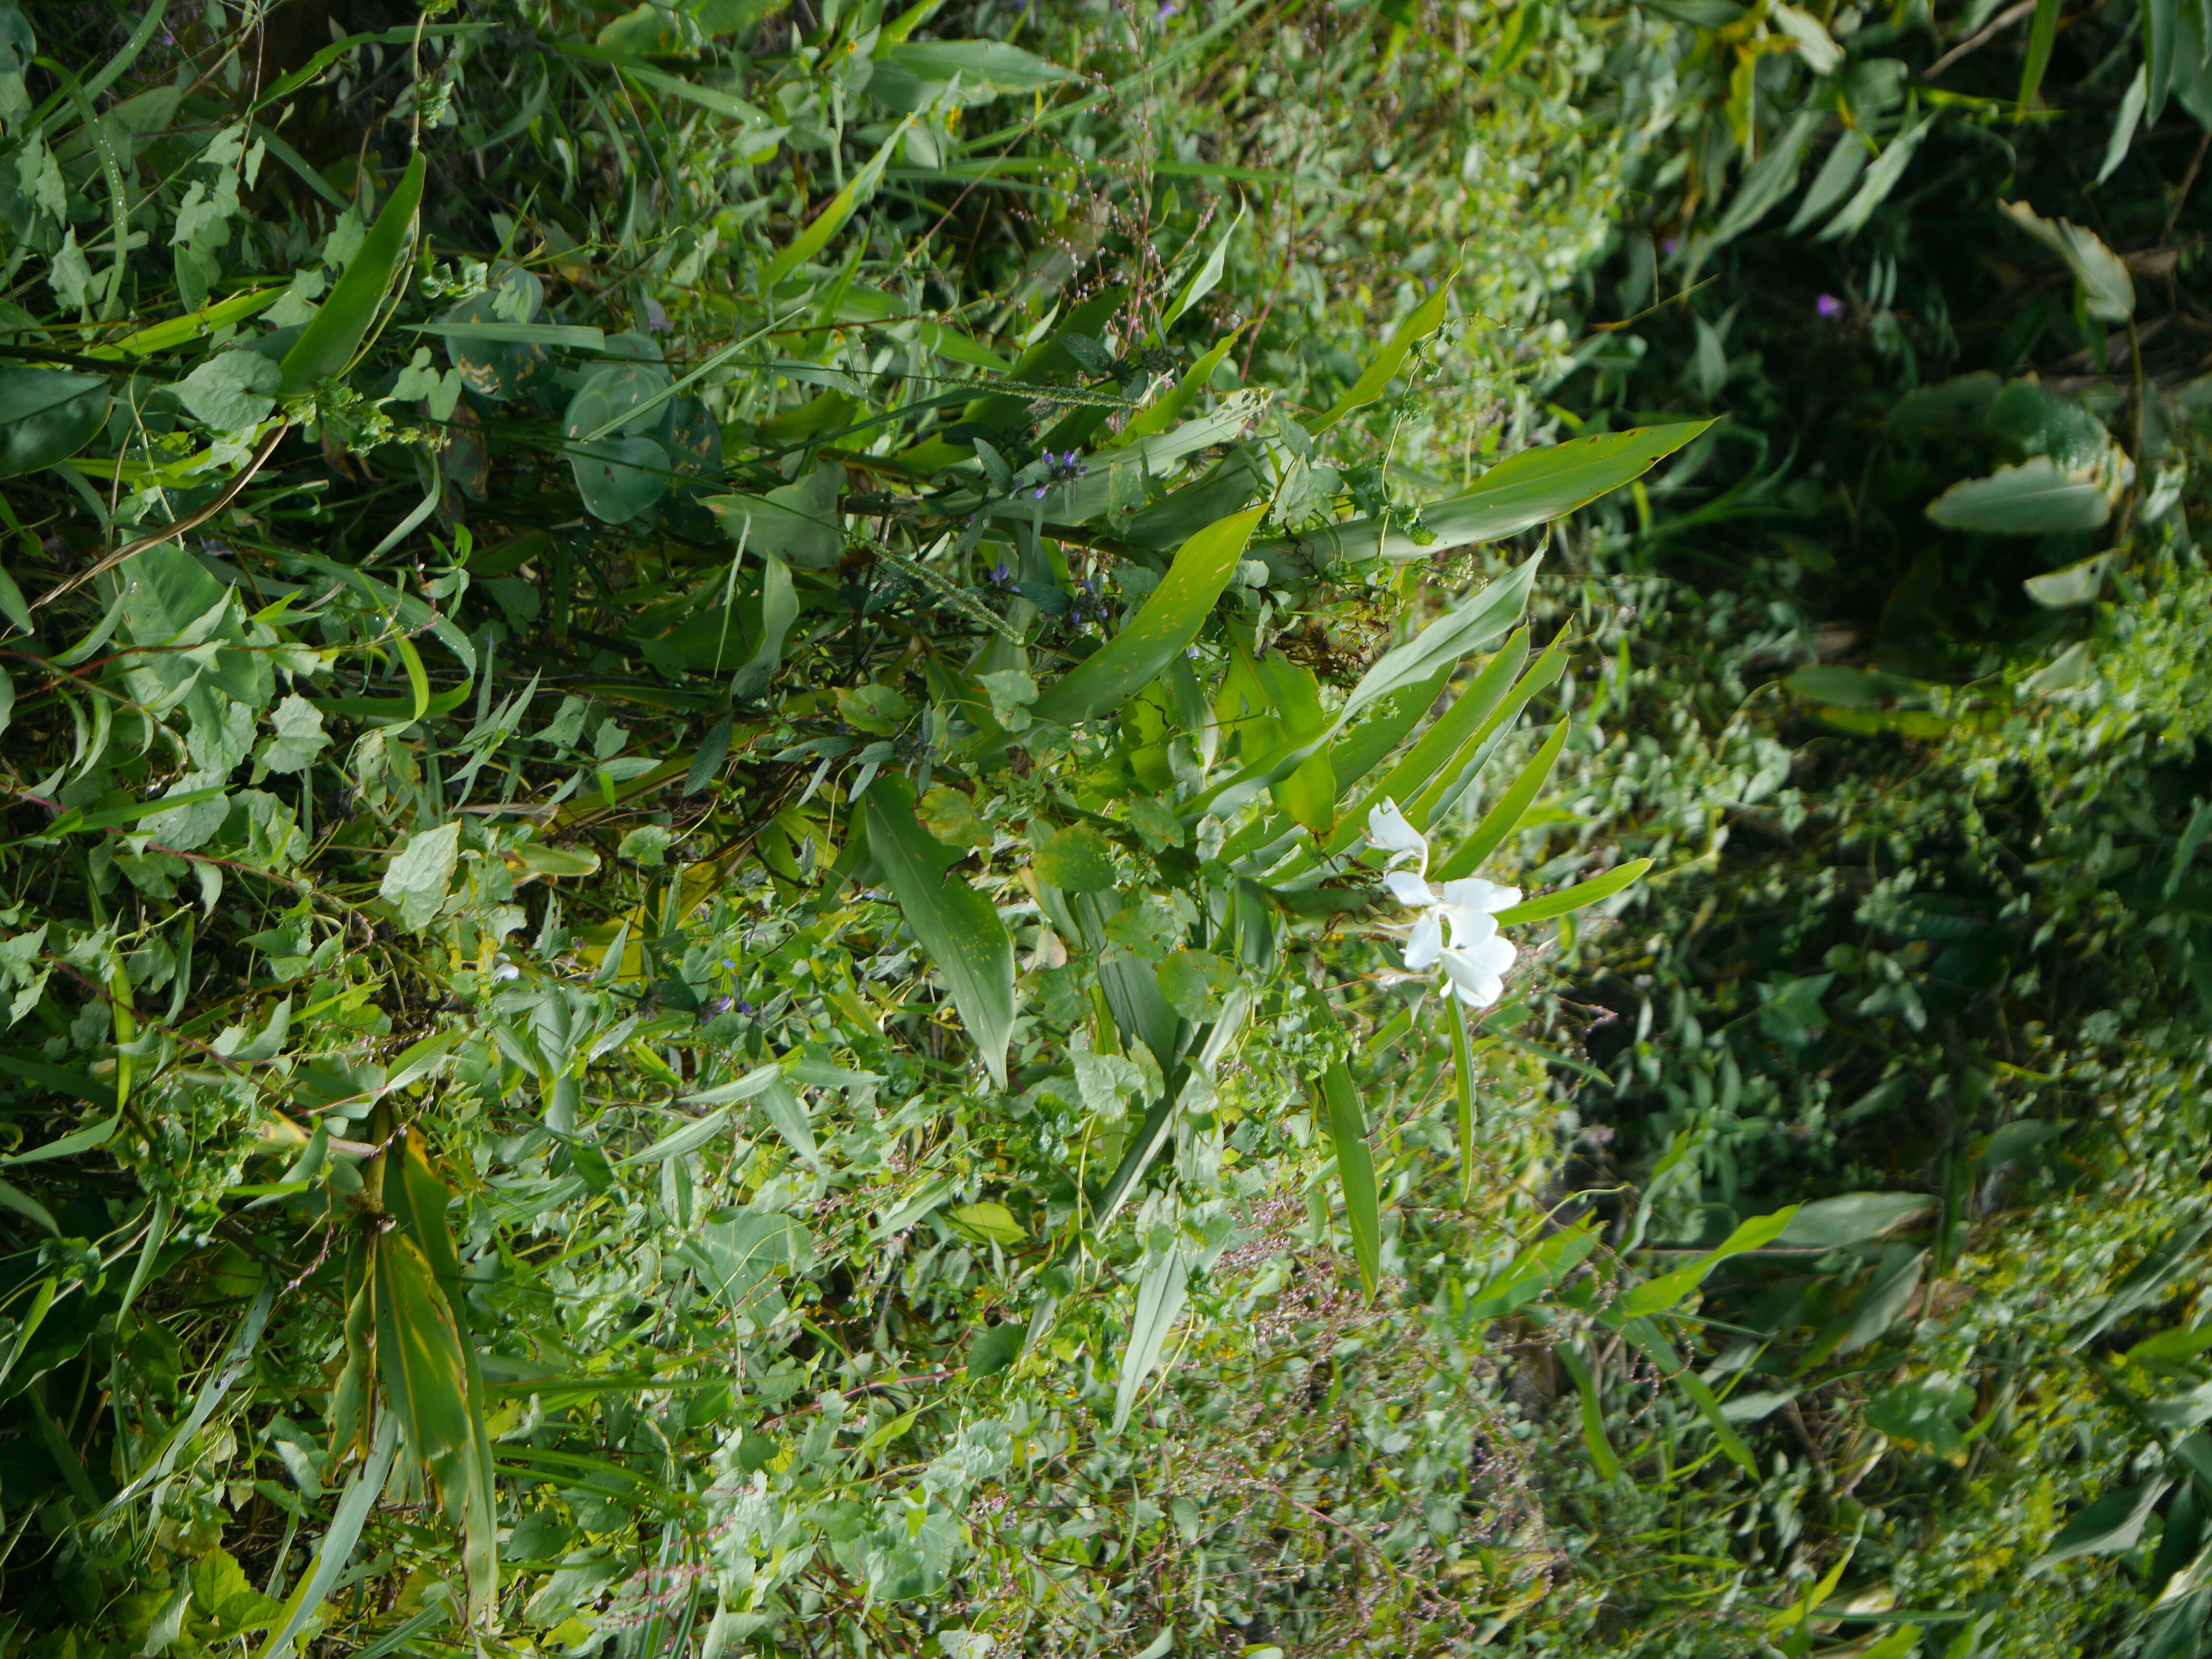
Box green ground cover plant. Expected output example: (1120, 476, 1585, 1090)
(8, 0, 2212, 1656)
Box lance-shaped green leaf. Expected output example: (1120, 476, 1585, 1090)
(1160, 198, 1245, 332)
(1255, 422, 1710, 564)
(1111, 1249, 1190, 1432)
(1620, 1204, 1799, 1318)
(1029, 507, 1265, 727)
(1312, 268, 1457, 432)
(373, 1231, 476, 1484)
(279, 151, 424, 395)
(1320, 1058, 1382, 1298)
(1491, 857, 1654, 925)
(381, 1142, 496, 1623)
(764, 115, 916, 287)
(1999, 200, 2136, 323)
(2019, 0, 2062, 108)
(1557, 1343, 1623, 1482)
(866, 775, 1015, 1087)
(1432, 718, 1570, 879)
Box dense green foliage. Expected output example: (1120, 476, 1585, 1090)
(6, 0, 2212, 1657)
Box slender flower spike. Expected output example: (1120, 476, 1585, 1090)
(1366, 798, 1523, 1009)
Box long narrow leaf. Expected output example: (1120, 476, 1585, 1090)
(1323, 631, 1528, 856)
(1434, 719, 1570, 879)
(1321, 1058, 1382, 1297)
(252, 1415, 401, 1659)
(1491, 857, 1654, 925)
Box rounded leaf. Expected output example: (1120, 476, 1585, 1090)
(571, 435, 671, 523)
(0, 369, 110, 479)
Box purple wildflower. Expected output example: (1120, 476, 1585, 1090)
(1662, 236, 1679, 256)
(644, 297, 671, 332)
(1815, 293, 1844, 319)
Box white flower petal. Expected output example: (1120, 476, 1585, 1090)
(1383, 869, 1437, 909)
(1439, 948, 1504, 1010)
(1442, 876, 1521, 914)
(1366, 798, 1428, 862)
(1459, 932, 1515, 979)
(1436, 902, 1499, 950)
(1405, 912, 1444, 970)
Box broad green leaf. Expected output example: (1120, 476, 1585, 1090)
(1313, 269, 1457, 432)
(1556, 1344, 1623, 1482)
(865, 775, 1016, 1087)
(1620, 1204, 1799, 1317)
(1491, 857, 1654, 925)
(948, 1201, 1026, 1246)
(0, 1175, 57, 1233)
(2035, 1481, 2172, 1570)
(1926, 457, 2115, 535)
(1320, 1058, 1382, 1298)
(616, 1107, 731, 1166)
(1432, 719, 1569, 879)
(1119, 334, 1239, 445)
(1029, 508, 1265, 726)
(84, 286, 278, 360)
(757, 1075, 820, 1165)
(279, 150, 424, 394)
(2000, 199, 2136, 322)
(1467, 1221, 1601, 1319)
(2099, 66, 2149, 184)
(412, 320, 605, 350)
(570, 435, 672, 523)
(382, 1030, 469, 1095)
(0, 368, 110, 478)
(888, 38, 1073, 95)
(0, 1054, 116, 1109)
(1111, 1249, 1189, 1432)
(371, 1232, 488, 1606)
(1424, 422, 1714, 547)
(176, 350, 282, 431)
(1778, 1192, 1939, 1247)
(1340, 557, 1542, 725)
(1032, 822, 1118, 891)
(1320, 659, 1459, 802)
(1786, 131, 1870, 234)
(379, 822, 461, 933)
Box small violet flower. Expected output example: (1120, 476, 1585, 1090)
(644, 297, 671, 332)
(1367, 798, 1522, 1010)
(1815, 293, 1844, 319)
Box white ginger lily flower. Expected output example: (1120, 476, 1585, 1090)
(1367, 798, 1523, 1010)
